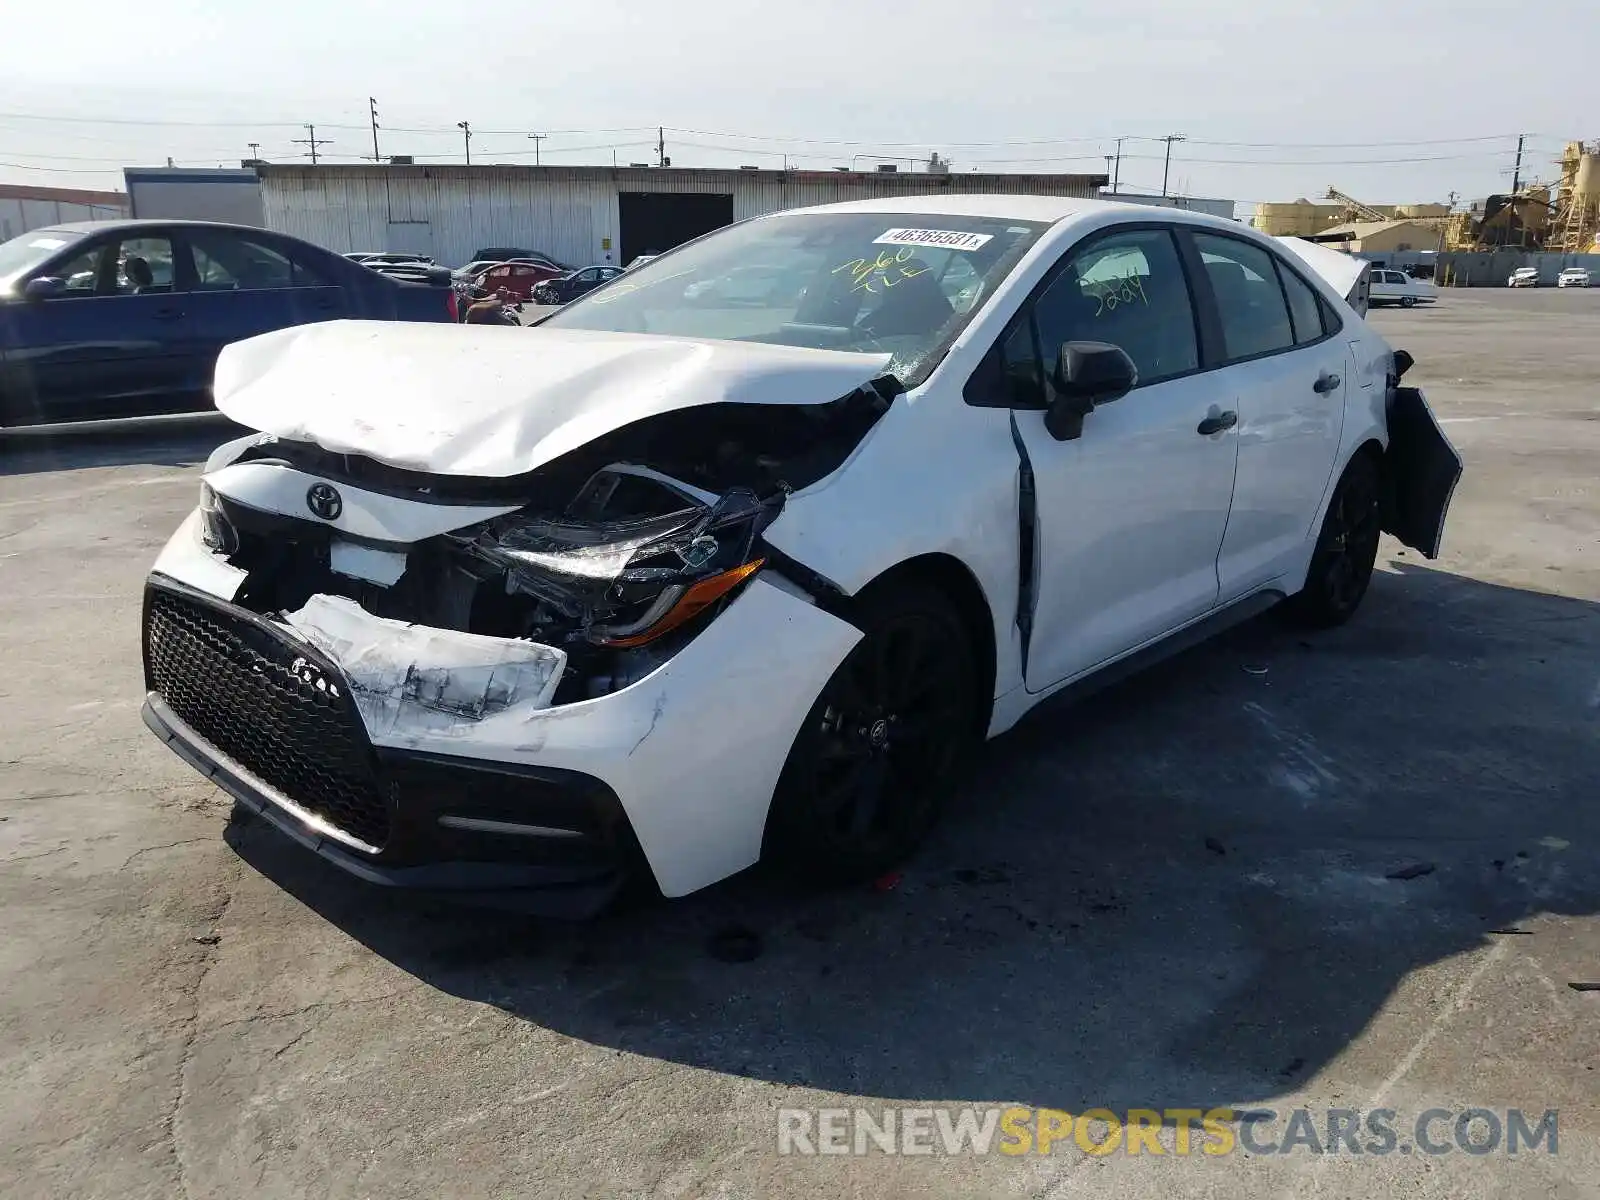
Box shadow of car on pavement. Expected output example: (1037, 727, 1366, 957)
(224, 558, 1600, 1115)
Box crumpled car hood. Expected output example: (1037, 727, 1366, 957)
(212, 320, 892, 478)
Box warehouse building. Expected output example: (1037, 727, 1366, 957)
(1309, 218, 1442, 254)
(257, 164, 1107, 267)
(0, 183, 128, 241)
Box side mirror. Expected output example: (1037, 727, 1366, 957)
(24, 276, 66, 301)
(1045, 341, 1138, 441)
(1392, 349, 1414, 380)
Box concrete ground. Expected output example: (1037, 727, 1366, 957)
(2, 288, 1597, 1199)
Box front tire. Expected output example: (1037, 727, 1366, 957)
(1401, 295, 1417, 308)
(1285, 453, 1383, 628)
(763, 582, 979, 883)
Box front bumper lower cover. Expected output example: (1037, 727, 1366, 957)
(141, 576, 638, 916)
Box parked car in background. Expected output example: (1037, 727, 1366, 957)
(471, 247, 566, 268)
(346, 251, 435, 266)
(1557, 266, 1591, 289)
(142, 198, 1460, 912)
(474, 259, 565, 300)
(531, 264, 626, 304)
(452, 259, 502, 281)
(1507, 267, 1541, 288)
(363, 260, 455, 286)
(1367, 268, 1437, 308)
(0, 220, 457, 426)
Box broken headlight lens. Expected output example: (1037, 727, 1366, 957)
(458, 485, 778, 648)
(196, 483, 238, 556)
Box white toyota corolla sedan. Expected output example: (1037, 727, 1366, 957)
(141, 196, 1462, 915)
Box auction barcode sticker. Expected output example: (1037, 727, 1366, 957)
(872, 228, 994, 252)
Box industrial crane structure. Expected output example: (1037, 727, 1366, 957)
(1323, 187, 1390, 224)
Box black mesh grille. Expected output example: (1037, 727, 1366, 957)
(144, 587, 391, 849)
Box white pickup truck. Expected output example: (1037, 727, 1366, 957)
(1367, 267, 1437, 308)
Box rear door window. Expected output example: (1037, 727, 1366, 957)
(189, 232, 329, 290)
(1277, 261, 1327, 346)
(1192, 233, 1295, 362)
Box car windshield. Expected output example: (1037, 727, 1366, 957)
(0, 228, 82, 288)
(541, 211, 1048, 382)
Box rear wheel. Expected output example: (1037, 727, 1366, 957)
(763, 582, 978, 883)
(1401, 295, 1417, 308)
(1285, 453, 1383, 628)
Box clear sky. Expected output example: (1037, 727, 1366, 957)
(2, 0, 1595, 209)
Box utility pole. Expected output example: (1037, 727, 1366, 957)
(528, 132, 545, 165)
(657, 126, 666, 168)
(369, 97, 382, 162)
(1112, 136, 1125, 194)
(247, 142, 260, 160)
(1510, 133, 1526, 194)
(1160, 134, 1186, 197)
(457, 121, 472, 165)
(292, 124, 332, 165)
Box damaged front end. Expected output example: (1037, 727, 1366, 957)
(197, 386, 888, 708)
(140, 384, 887, 906)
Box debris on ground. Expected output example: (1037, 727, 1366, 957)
(1243, 664, 1269, 676)
(1204, 837, 1227, 857)
(192, 933, 220, 946)
(1386, 862, 1436, 881)
(1568, 982, 1600, 993)
(871, 870, 903, 893)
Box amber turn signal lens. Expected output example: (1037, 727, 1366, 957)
(597, 559, 765, 648)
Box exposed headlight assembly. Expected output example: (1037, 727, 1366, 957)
(196, 482, 239, 555)
(452, 474, 780, 649)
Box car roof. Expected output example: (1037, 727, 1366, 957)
(774, 193, 1239, 230)
(29, 218, 284, 237)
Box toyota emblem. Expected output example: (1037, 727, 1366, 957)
(305, 482, 343, 521)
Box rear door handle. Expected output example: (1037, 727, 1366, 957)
(1313, 371, 1342, 394)
(1196, 411, 1238, 435)
(152, 306, 183, 321)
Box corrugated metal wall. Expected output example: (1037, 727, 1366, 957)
(261, 166, 1102, 267)
(0, 198, 127, 241)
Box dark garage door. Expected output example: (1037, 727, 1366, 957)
(618, 193, 734, 265)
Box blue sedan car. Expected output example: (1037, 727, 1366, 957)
(0, 220, 457, 426)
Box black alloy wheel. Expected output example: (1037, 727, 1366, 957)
(765, 583, 978, 883)
(1287, 453, 1383, 628)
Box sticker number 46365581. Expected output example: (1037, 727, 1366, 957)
(872, 228, 994, 252)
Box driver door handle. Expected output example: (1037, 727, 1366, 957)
(151, 306, 184, 321)
(1196, 411, 1238, 436)
(1313, 371, 1342, 394)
